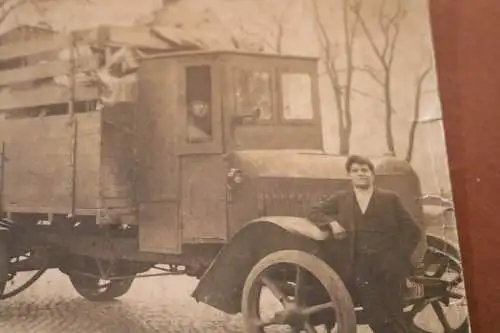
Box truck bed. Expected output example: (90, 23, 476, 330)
(0, 25, 188, 223)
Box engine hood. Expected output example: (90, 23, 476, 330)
(226, 150, 418, 180)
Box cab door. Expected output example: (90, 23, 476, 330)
(175, 56, 229, 243)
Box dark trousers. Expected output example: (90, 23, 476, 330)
(355, 252, 411, 333)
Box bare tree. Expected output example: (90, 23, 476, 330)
(351, 0, 406, 156)
(0, 0, 83, 31)
(269, 5, 287, 54)
(235, 0, 291, 54)
(0, 0, 32, 26)
(405, 59, 433, 162)
(312, 0, 361, 155)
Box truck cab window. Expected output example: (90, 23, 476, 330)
(185, 65, 212, 143)
(281, 73, 314, 120)
(234, 69, 272, 123)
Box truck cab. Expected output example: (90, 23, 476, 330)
(135, 50, 325, 253)
(140, 50, 323, 155)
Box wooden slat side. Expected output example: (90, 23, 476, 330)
(107, 26, 171, 49)
(0, 83, 99, 110)
(3, 205, 97, 216)
(98, 102, 137, 222)
(0, 34, 71, 61)
(0, 55, 100, 86)
(0, 113, 100, 215)
(0, 26, 102, 62)
(74, 113, 101, 210)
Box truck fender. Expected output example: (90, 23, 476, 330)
(425, 233, 461, 262)
(250, 216, 330, 241)
(191, 216, 332, 314)
(0, 224, 12, 283)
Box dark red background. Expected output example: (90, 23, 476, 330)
(429, 1, 500, 332)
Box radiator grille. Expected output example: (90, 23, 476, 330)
(258, 178, 350, 217)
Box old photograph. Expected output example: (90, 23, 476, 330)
(0, 0, 470, 332)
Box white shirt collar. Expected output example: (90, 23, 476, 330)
(353, 186, 374, 196)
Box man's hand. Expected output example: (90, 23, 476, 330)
(328, 221, 347, 240)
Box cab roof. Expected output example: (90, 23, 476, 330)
(138, 49, 320, 62)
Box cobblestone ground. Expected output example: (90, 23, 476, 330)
(0, 270, 379, 333)
(0, 226, 466, 333)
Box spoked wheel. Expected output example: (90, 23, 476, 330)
(405, 241, 469, 333)
(0, 250, 48, 300)
(242, 250, 356, 333)
(69, 273, 135, 302)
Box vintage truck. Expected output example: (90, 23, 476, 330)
(0, 25, 467, 333)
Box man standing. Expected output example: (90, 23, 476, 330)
(307, 155, 422, 333)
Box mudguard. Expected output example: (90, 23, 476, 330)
(425, 233, 462, 261)
(0, 227, 10, 283)
(190, 216, 333, 314)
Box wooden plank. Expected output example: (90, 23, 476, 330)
(0, 113, 101, 215)
(0, 34, 71, 61)
(74, 113, 102, 209)
(98, 102, 137, 223)
(0, 27, 101, 62)
(3, 205, 97, 216)
(0, 83, 99, 110)
(0, 55, 100, 86)
(150, 27, 202, 48)
(107, 26, 171, 49)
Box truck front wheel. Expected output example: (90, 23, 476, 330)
(241, 250, 357, 333)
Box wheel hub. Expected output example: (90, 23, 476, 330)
(272, 303, 306, 327)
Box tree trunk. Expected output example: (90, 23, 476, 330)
(339, 128, 350, 155)
(406, 120, 418, 162)
(384, 72, 395, 155)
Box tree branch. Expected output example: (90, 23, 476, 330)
(387, 0, 406, 67)
(406, 60, 433, 162)
(0, 0, 30, 27)
(351, 0, 407, 156)
(236, 17, 277, 52)
(351, 88, 383, 102)
(354, 65, 384, 86)
(351, 3, 386, 68)
(275, 21, 283, 54)
(313, 0, 352, 154)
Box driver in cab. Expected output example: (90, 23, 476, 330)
(187, 99, 212, 143)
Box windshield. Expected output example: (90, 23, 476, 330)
(221, 55, 322, 151)
(232, 67, 314, 123)
(234, 68, 273, 122)
(281, 72, 314, 120)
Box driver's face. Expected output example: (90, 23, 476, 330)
(190, 101, 208, 117)
(348, 163, 374, 189)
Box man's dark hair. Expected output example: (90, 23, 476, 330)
(345, 155, 375, 173)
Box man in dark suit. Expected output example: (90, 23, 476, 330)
(307, 155, 422, 333)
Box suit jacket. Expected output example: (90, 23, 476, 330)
(307, 187, 422, 278)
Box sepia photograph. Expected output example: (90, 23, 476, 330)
(0, 0, 470, 332)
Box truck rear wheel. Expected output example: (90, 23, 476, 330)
(69, 274, 135, 302)
(406, 236, 469, 333)
(241, 250, 356, 333)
